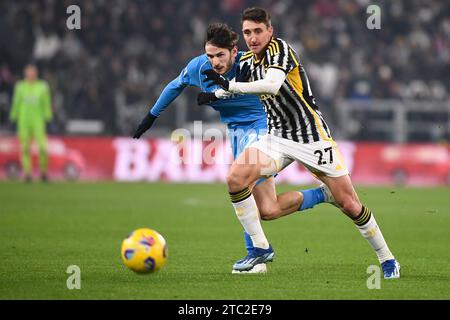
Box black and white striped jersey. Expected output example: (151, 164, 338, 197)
(240, 37, 333, 143)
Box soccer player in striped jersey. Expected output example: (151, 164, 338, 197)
(132, 23, 333, 274)
(202, 8, 400, 279)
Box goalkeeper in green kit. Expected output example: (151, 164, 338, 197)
(9, 64, 53, 182)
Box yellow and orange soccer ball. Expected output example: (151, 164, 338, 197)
(121, 228, 168, 273)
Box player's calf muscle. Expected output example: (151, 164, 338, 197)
(338, 198, 362, 218)
(333, 188, 362, 217)
(332, 189, 362, 217)
(258, 204, 281, 220)
(257, 192, 302, 220)
(320, 175, 362, 217)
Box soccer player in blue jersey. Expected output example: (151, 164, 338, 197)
(133, 23, 334, 273)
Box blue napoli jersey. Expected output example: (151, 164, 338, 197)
(150, 52, 266, 125)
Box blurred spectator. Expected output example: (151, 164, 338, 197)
(33, 28, 61, 61)
(0, 0, 449, 138)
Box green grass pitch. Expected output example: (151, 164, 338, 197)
(0, 182, 449, 299)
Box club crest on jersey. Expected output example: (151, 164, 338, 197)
(260, 93, 276, 100)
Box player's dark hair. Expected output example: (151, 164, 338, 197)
(241, 7, 271, 27)
(24, 63, 37, 69)
(204, 23, 239, 50)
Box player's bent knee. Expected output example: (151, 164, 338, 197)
(226, 171, 247, 191)
(227, 164, 260, 190)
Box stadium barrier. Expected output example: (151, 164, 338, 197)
(0, 136, 449, 186)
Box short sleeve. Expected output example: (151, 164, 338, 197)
(266, 38, 298, 74)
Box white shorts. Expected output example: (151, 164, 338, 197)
(250, 134, 349, 178)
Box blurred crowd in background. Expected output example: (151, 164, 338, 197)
(1, 0, 449, 139)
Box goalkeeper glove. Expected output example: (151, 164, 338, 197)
(133, 113, 157, 139)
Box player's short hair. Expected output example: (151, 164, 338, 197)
(24, 63, 37, 70)
(241, 7, 271, 27)
(204, 23, 239, 50)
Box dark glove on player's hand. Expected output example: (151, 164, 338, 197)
(197, 92, 218, 105)
(235, 62, 251, 82)
(133, 113, 157, 139)
(202, 69, 229, 90)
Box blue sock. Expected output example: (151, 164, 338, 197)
(255, 173, 278, 186)
(243, 231, 254, 252)
(255, 177, 266, 186)
(299, 187, 325, 211)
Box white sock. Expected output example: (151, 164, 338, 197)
(230, 188, 269, 249)
(354, 206, 395, 263)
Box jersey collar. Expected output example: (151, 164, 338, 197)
(254, 37, 274, 65)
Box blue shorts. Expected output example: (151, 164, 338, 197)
(227, 118, 267, 159)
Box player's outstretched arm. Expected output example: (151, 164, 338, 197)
(133, 112, 157, 139)
(132, 54, 203, 139)
(202, 67, 285, 96)
(132, 77, 186, 139)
